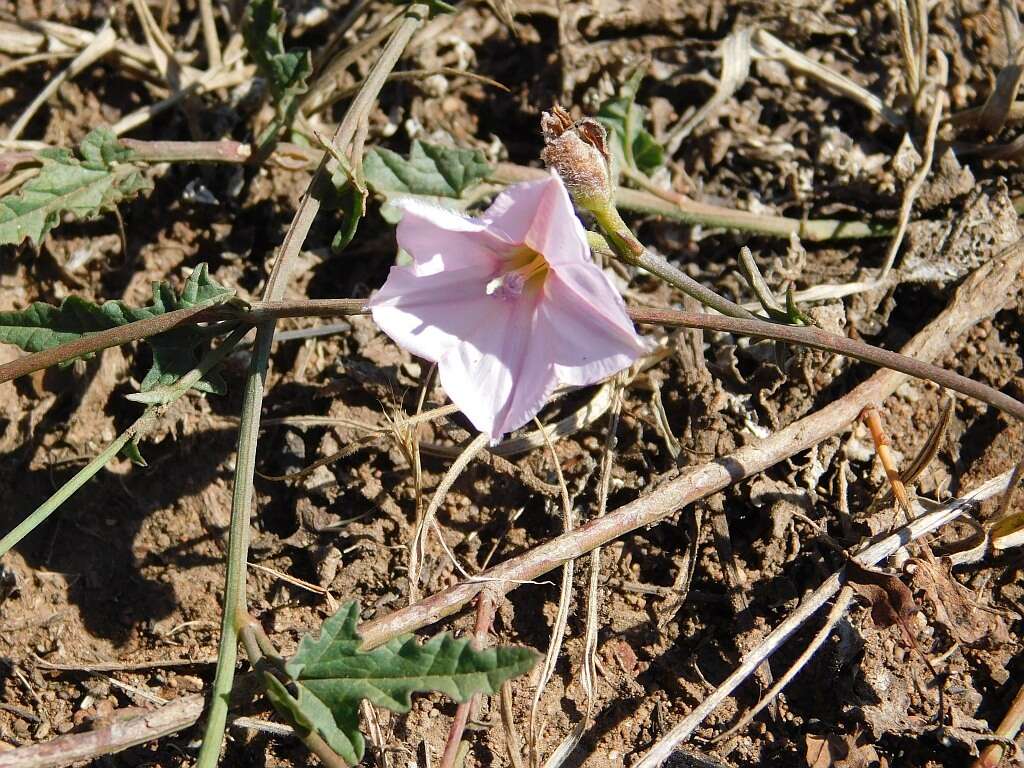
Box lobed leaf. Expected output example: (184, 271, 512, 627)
(0, 264, 234, 393)
(269, 602, 538, 764)
(0, 128, 151, 247)
(596, 69, 665, 177)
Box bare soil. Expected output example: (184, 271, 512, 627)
(1, 1, 1024, 767)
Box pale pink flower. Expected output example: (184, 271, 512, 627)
(368, 173, 650, 442)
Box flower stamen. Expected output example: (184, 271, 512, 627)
(487, 250, 549, 300)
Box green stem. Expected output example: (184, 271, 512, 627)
(0, 326, 249, 558)
(587, 210, 758, 320)
(196, 6, 430, 764)
(237, 619, 350, 768)
(0, 422, 141, 558)
(195, 323, 273, 768)
(493, 162, 889, 242)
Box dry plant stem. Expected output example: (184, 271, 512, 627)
(634, 472, 1014, 767)
(976, 41, 1024, 135)
(0, 50, 77, 79)
(973, 675, 1024, 767)
(528, 418, 576, 768)
(301, 10, 404, 114)
(713, 586, 855, 743)
(437, 592, 496, 768)
(891, 0, 921, 96)
(862, 405, 914, 517)
(751, 29, 906, 128)
(352, 236, 1024, 649)
(500, 679, 527, 768)
(879, 86, 945, 280)
(493, 162, 885, 242)
(1001, 0, 1022, 53)
(410, 432, 489, 599)
(0, 695, 205, 768)
(994, 457, 1024, 522)
(545, 379, 626, 767)
(196, 7, 429, 763)
(198, 0, 221, 69)
(6, 22, 116, 140)
(311, 67, 510, 114)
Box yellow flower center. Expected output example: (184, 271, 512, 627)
(486, 247, 549, 300)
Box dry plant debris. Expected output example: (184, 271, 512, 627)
(1, 1, 1024, 767)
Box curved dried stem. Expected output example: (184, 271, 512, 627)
(409, 433, 490, 600)
(527, 417, 576, 768)
(634, 470, 1017, 766)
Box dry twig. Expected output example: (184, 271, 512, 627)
(635, 470, 1016, 766)
(356, 217, 1024, 650)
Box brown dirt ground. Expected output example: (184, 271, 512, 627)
(2, 1, 1024, 767)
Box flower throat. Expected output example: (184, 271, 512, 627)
(486, 247, 549, 301)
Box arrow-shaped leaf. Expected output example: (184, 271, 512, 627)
(364, 140, 493, 223)
(365, 140, 492, 198)
(267, 602, 538, 764)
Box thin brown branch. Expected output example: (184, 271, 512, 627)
(0, 303, 223, 385)
(354, 230, 1024, 650)
(862, 405, 914, 518)
(438, 592, 496, 768)
(712, 586, 856, 743)
(5, 265, 1024, 426)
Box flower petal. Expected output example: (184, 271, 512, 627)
(394, 198, 505, 276)
(436, 293, 554, 441)
(538, 266, 651, 388)
(369, 261, 498, 363)
(483, 174, 590, 266)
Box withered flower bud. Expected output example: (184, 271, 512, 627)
(540, 105, 613, 214)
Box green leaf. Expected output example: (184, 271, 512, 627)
(365, 140, 492, 199)
(244, 0, 311, 142)
(785, 285, 815, 327)
(329, 180, 366, 253)
(0, 128, 151, 247)
(121, 440, 147, 467)
(596, 70, 665, 177)
(0, 264, 234, 393)
(268, 602, 538, 764)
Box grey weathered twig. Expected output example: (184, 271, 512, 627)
(0, 695, 204, 768)
(635, 469, 1017, 766)
(354, 225, 1024, 651)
